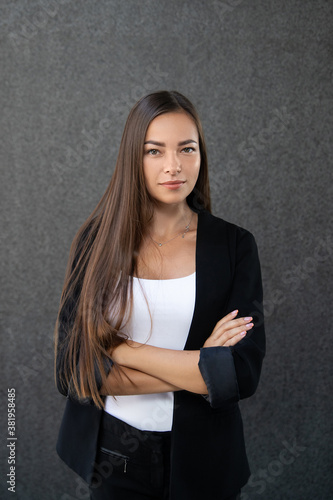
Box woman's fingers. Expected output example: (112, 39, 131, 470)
(211, 316, 253, 339)
(222, 325, 253, 347)
(213, 309, 238, 328)
(216, 318, 253, 340)
(215, 323, 253, 347)
(204, 311, 254, 348)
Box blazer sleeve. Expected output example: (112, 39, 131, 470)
(55, 232, 113, 400)
(198, 227, 265, 408)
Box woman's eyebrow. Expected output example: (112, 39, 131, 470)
(144, 139, 198, 146)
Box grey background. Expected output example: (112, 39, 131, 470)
(1, 1, 332, 499)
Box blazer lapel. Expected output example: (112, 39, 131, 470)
(185, 211, 232, 350)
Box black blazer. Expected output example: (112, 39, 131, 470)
(56, 210, 265, 500)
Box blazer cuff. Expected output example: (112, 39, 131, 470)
(198, 347, 240, 408)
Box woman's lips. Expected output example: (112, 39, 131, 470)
(160, 181, 185, 190)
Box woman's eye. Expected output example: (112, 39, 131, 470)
(146, 149, 159, 155)
(182, 147, 194, 153)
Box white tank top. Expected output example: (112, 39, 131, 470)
(104, 272, 196, 431)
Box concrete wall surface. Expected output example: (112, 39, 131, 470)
(1, 1, 332, 499)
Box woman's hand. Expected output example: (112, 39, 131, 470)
(203, 310, 253, 348)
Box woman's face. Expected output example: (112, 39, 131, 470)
(143, 111, 201, 206)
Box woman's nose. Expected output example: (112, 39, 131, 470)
(164, 152, 181, 173)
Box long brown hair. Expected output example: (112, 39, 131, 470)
(55, 90, 211, 408)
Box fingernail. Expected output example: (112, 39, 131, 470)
(240, 331, 247, 336)
(244, 317, 252, 322)
(245, 323, 253, 328)
(231, 310, 238, 316)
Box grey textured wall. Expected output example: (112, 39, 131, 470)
(1, 1, 332, 499)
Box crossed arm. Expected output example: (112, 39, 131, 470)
(100, 311, 254, 396)
(56, 228, 264, 403)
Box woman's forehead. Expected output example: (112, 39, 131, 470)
(145, 112, 198, 142)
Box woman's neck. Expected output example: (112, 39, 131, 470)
(149, 202, 194, 240)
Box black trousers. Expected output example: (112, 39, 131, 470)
(89, 411, 241, 500)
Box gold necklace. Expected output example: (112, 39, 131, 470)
(150, 213, 194, 247)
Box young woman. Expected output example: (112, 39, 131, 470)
(55, 90, 265, 500)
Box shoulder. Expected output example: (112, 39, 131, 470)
(198, 210, 256, 244)
(197, 210, 260, 270)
